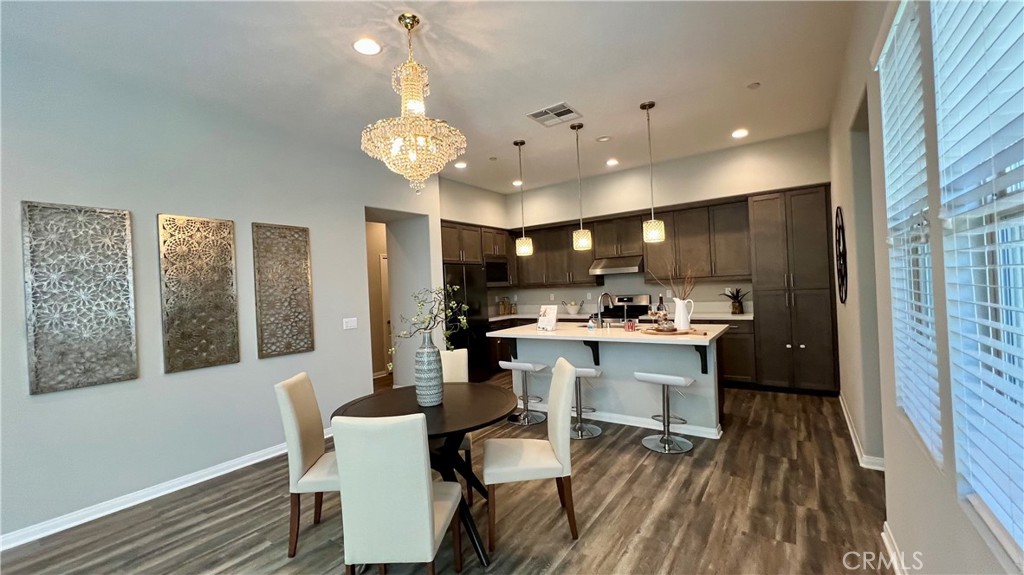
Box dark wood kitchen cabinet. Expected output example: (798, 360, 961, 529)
(643, 207, 711, 281)
(749, 186, 837, 392)
(441, 222, 483, 264)
(514, 225, 598, 288)
(481, 227, 508, 259)
(710, 202, 751, 277)
(706, 319, 756, 383)
(517, 236, 546, 287)
(594, 217, 643, 258)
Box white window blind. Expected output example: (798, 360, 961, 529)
(931, 0, 1024, 557)
(878, 0, 944, 464)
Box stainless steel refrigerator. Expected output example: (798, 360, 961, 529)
(443, 263, 490, 382)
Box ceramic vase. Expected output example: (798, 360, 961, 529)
(414, 332, 444, 407)
(673, 298, 695, 331)
(731, 301, 744, 315)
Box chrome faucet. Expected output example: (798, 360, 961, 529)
(597, 292, 615, 328)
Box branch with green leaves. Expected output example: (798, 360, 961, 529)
(387, 285, 469, 370)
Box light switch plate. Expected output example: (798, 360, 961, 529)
(343, 317, 358, 330)
(549, 293, 555, 301)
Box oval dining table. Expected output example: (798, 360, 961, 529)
(332, 382, 517, 568)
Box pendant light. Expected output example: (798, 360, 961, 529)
(513, 140, 533, 256)
(640, 101, 666, 243)
(570, 123, 593, 251)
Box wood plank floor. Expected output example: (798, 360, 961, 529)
(2, 383, 888, 575)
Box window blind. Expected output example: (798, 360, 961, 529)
(931, 0, 1024, 556)
(878, 0, 944, 464)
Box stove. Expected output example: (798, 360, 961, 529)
(596, 294, 652, 320)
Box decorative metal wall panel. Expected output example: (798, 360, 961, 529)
(252, 223, 315, 358)
(158, 214, 240, 373)
(21, 201, 138, 394)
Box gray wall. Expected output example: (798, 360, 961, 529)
(828, 1, 885, 462)
(439, 178, 508, 228)
(502, 130, 829, 229)
(1, 6, 441, 534)
(839, 2, 1013, 572)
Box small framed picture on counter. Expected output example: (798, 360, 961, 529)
(537, 305, 558, 331)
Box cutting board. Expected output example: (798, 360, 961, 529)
(642, 328, 708, 336)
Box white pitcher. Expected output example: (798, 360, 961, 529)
(673, 298, 695, 331)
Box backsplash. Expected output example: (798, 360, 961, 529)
(488, 273, 752, 316)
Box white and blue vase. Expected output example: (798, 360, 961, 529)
(414, 332, 444, 407)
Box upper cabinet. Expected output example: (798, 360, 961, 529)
(515, 225, 600, 288)
(594, 217, 643, 258)
(441, 222, 483, 264)
(643, 204, 748, 282)
(748, 188, 830, 291)
(481, 227, 508, 259)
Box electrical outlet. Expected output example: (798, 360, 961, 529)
(666, 289, 673, 299)
(343, 317, 358, 330)
(549, 293, 555, 301)
(495, 296, 499, 303)
(513, 294, 518, 302)
(586, 292, 592, 300)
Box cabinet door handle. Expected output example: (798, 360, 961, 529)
(729, 325, 739, 328)
(789, 273, 794, 289)
(783, 273, 788, 288)
(799, 344, 806, 349)
(786, 344, 793, 349)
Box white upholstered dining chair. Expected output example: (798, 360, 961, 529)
(274, 372, 340, 558)
(332, 413, 463, 575)
(482, 357, 579, 551)
(439, 348, 476, 503)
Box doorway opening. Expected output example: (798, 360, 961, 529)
(365, 221, 391, 391)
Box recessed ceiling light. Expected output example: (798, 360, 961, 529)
(606, 158, 619, 166)
(453, 161, 467, 169)
(353, 38, 382, 56)
(596, 135, 612, 142)
(512, 179, 523, 187)
(747, 82, 761, 90)
(732, 128, 749, 139)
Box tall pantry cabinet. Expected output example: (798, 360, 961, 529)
(748, 186, 838, 392)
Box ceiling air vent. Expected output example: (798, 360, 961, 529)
(526, 102, 582, 127)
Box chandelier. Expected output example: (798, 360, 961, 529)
(361, 14, 466, 193)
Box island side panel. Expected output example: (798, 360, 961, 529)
(510, 338, 722, 439)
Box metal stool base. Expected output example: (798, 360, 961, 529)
(508, 410, 546, 425)
(570, 422, 603, 440)
(642, 434, 693, 454)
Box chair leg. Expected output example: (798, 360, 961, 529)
(465, 446, 474, 506)
(451, 511, 463, 573)
(426, 561, 435, 575)
(562, 476, 579, 540)
(313, 492, 323, 524)
(377, 564, 387, 575)
(487, 484, 497, 552)
(345, 565, 355, 575)
(288, 493, 301, 558)
(555, 477, 566, 508)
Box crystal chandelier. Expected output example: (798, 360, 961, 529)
(360, 14, 466, 193)
(513, 140, 533, 257)
(570, 123, 593, 251)
(640, 101, 666, 243)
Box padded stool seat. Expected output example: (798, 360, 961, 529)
(570, 367, 603, 440)
(634, 372, 695, 454)
(499, 360, 548, 426)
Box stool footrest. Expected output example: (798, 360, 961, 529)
(571, 406, 597, 414)
(519, 394, 543, 403)
(652, 414, 687, 425)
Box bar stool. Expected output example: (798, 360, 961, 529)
(570, 367, 602, 440)
(633, 372, 695, 454)
(499, 360, 548, 425)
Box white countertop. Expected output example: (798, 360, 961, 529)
(485, 322, 729, 346)
(489, 312, 752, 322)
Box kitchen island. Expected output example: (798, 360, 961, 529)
(485, 322, 730, 438)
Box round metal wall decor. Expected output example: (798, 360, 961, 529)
(835, 206, 848, 304)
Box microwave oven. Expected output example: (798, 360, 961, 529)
(485, 260, 511, 287)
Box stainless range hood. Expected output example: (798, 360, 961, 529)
(589, 255, 643, 276)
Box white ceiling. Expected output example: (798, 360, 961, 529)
(4, 1, 858, 193)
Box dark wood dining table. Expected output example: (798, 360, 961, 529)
(332, 382, 517, 568)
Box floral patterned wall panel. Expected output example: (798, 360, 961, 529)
(157, 214, 240, 373)
(21, 201, 138, 394)
(252, 223, 314, 358)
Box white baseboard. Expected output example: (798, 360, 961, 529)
(839, 394, 885, 471)
(881, 521, 907, 575)
(523, 401, 723, 440)
(0, 427, 333, 552)
(372, 371, 389, 379)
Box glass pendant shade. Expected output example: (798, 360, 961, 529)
(515, 236, 534, 256)
(360, 14, 466, 192)
(572, 228, 593, 251)
(643, 218, 666, 243)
